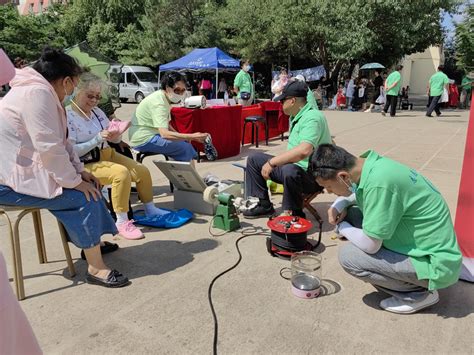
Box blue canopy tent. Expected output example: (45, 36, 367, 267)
(159, 47, 250, 99)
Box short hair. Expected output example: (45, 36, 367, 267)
(240, 59, 249, 68)
(77, 71, 104, 92)
(32, 47, 83, 82)
(396, 64, 403, 71)
(310, 144, 357, 180)
(438, 65, 445, 72)
(160, 71, 186, 90)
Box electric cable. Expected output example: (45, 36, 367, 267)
(207, 226, 269, 355)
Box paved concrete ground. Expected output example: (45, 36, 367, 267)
(1, 105, 472, 354)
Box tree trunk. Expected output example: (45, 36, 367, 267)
(329, 59, 344, 90)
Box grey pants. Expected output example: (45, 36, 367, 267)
(338, 207, 430, 301)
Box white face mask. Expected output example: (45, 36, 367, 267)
(243, 65, 250, 72)
(168, 91, 184, 103)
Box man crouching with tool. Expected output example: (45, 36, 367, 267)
(310, 144, 462, 314)
(243, 81, 332, 218)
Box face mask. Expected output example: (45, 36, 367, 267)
(243, 65, 250, 72)
(168, 91, 184, 103)
(339, 176, 357, 194)
(62, 80, 76, 105)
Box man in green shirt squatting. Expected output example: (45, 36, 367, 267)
(233, 59, 253, 106)
(426, 65, 449, 118)
(382, 64, 403, 117)
(310, 144, 462, 314)
(243, 81, 332, 218)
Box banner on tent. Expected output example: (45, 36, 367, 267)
(272, 65, 326, 82)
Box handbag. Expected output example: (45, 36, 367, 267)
(80, 146, 101, 164)
(79, 109, 104, 164)
(440, 88, 449, 103)
(240, 92, 251, 100)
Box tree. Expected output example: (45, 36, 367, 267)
(455, 4, 474, 73)
(216, 0, 458, 86)
(0, 4, 66, 61)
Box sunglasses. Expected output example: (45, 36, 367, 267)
(86, 94, 102, 101)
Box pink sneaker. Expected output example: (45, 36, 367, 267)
(116, 220, 144, 240)
(108, 120, 131, 136)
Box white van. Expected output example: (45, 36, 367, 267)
(109, 65, 159, 103)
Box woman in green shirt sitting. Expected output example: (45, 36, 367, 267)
(129, 71, 208, 162)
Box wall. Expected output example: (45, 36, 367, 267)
(400, 46, 444, 94)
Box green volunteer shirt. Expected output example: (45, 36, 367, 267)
(386, 71, 401, 96)
(461, 76, 472, 93)
(129, 90, 170, 146)
(287, 102, 332, 170)
(429, 71, 449, 97)
(355, 150, 462, 290)
(233, 69, 253, 99)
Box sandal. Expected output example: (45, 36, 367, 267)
(86, 269, 130, 288)
(81, 241, 119, 260)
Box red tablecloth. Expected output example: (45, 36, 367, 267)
(171, 105, 242, 159)
(241, 102, 290, 144)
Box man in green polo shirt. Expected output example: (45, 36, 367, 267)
(426, 65, 450, 117)
(243, 80, 332, 218)
(382, 64, 403, 117)
(311, 144, 462, 314)
(233, 59, 253, 106)
(460, 74, 472, 109)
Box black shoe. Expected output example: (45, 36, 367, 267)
(86, 269, 130, 288)
(436, 112, 442, 117)
(243, 203, 275, 219)
(381, 111, 386, 116)
(426, 114, 433, 117)
(81, 241, 119, 260)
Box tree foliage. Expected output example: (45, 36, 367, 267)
(0, 4, 66, 61)
(455, 3, 474, 73)
(0, 0, 463, 79)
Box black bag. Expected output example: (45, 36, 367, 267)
(80, 146, 101, 164)
(240, 91, 251, 100)
(79, 109, 104, 164)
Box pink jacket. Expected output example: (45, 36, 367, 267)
(0, 68, 83, 199)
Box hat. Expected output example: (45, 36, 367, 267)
(273, 80, 309, 102)
(0, 49, 15, 86)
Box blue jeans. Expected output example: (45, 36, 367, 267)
(133, 134, 197, 162)
(0, 185, 117, 249)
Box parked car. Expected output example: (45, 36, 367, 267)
(109, 65, 159, 103)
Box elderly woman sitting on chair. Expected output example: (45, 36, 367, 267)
(66, 72, 168, 240)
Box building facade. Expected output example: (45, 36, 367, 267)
(17, 0, 66, 15)
(400, 46, 445, 95)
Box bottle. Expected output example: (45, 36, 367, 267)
(224, 91, 229, 105)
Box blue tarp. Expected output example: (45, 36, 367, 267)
(160, 47, 240, 72)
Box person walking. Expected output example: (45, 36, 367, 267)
(382, 65, 403, 117)
(426, 65, 449, 118)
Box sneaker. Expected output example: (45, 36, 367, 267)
(204, 135, 218, 161)
(436, 112, 442, 117)
(242, 203, 275, 219)
(116, 220, 144, 240)
(426, 114, 433, 118)
(381, 111, 386, 116)
(108, 120, 131, 135)
(379, 290, 439, 314)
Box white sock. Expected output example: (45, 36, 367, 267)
(144, 202, 170, 217)
(116, 212, 129, 225)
